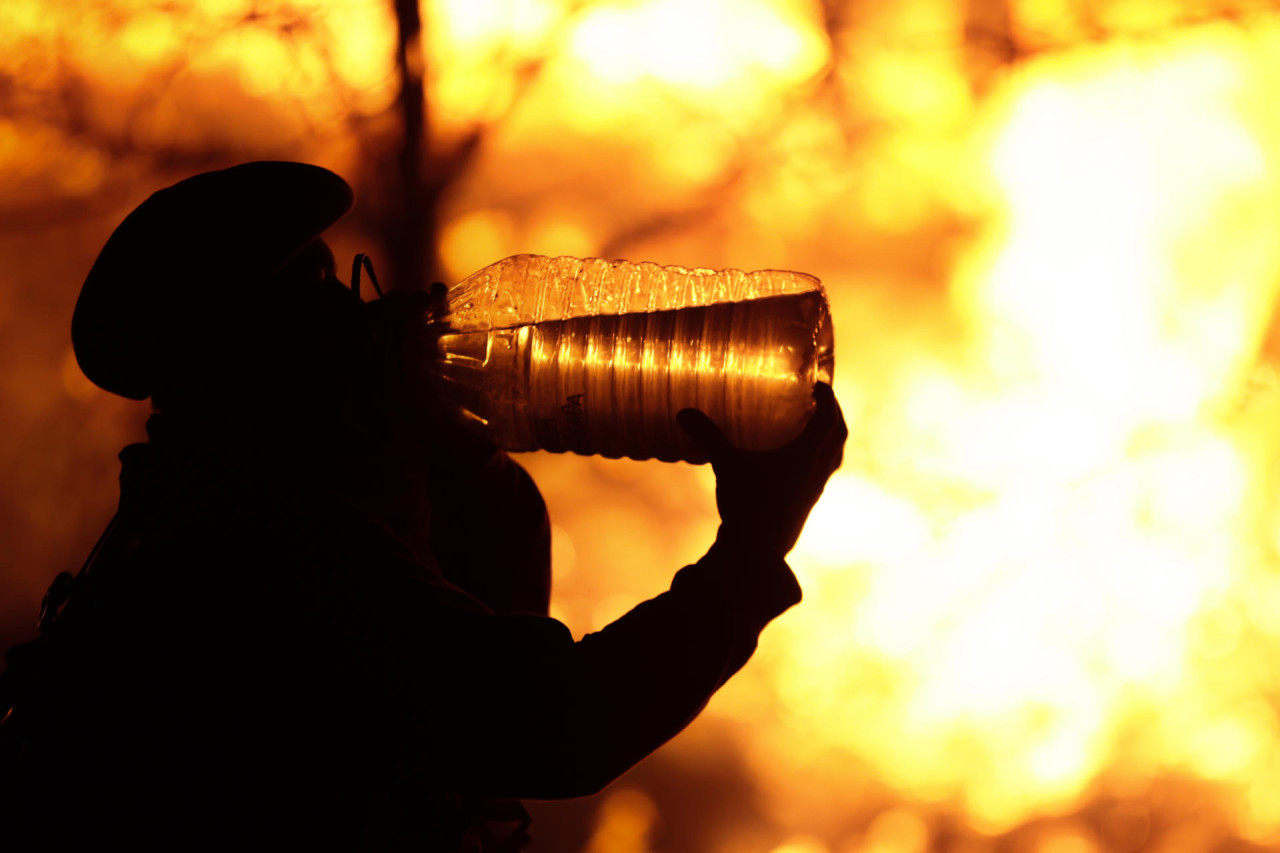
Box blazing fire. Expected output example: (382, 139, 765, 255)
(5, 1, 1280, 851)
(748, 33, 1280, 845)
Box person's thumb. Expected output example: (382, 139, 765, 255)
(677, 408, 731, 466)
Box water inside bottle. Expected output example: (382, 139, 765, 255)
(432, 289, 833, 463)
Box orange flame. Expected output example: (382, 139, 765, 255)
(754, 23, 1280, 842)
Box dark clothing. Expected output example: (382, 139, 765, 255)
(2, 428, 798, 850)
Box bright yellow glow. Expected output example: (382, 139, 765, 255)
(235, 27, 294, 96)
(974, 45, 1271, 423)
(328, 1, 400, 98)
(119, 13, 180, 64)
(568, 0, 827, 92)
(732, 23, 1280, 839)
(439, 210, 518, 282)
(434, 0, 558, 46)
(524, 216, 598, 259)
(426, 0, 566, 130)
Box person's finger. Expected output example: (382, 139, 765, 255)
(827, 395, 848, 446)
(803, 395, 846, 484)
(818, 431, 845, 477)
(428, 281, 449, 320)
(788, 382, 840, 453)
(810, 382, 839, 428)
(677, 408, 732, 466)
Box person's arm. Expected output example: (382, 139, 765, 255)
(364, 527, 797, 800)
(361, 383, 846, 799)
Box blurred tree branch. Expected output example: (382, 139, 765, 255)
(387, 0, 434, 289)
(379, 0, 600, 287)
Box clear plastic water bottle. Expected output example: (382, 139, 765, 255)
(429, 254, 835, 464)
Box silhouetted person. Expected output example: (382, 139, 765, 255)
(0, 162, 846, 851)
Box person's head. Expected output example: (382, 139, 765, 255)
(73, 162, 394, 443)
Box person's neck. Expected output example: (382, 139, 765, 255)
(144, 407, 437, 564)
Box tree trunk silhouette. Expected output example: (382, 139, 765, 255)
(389, 0, 440, 290)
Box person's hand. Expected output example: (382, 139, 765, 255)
(677, 382, 847, 559)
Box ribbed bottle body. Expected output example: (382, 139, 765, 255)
(431, 255, 834, 463)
